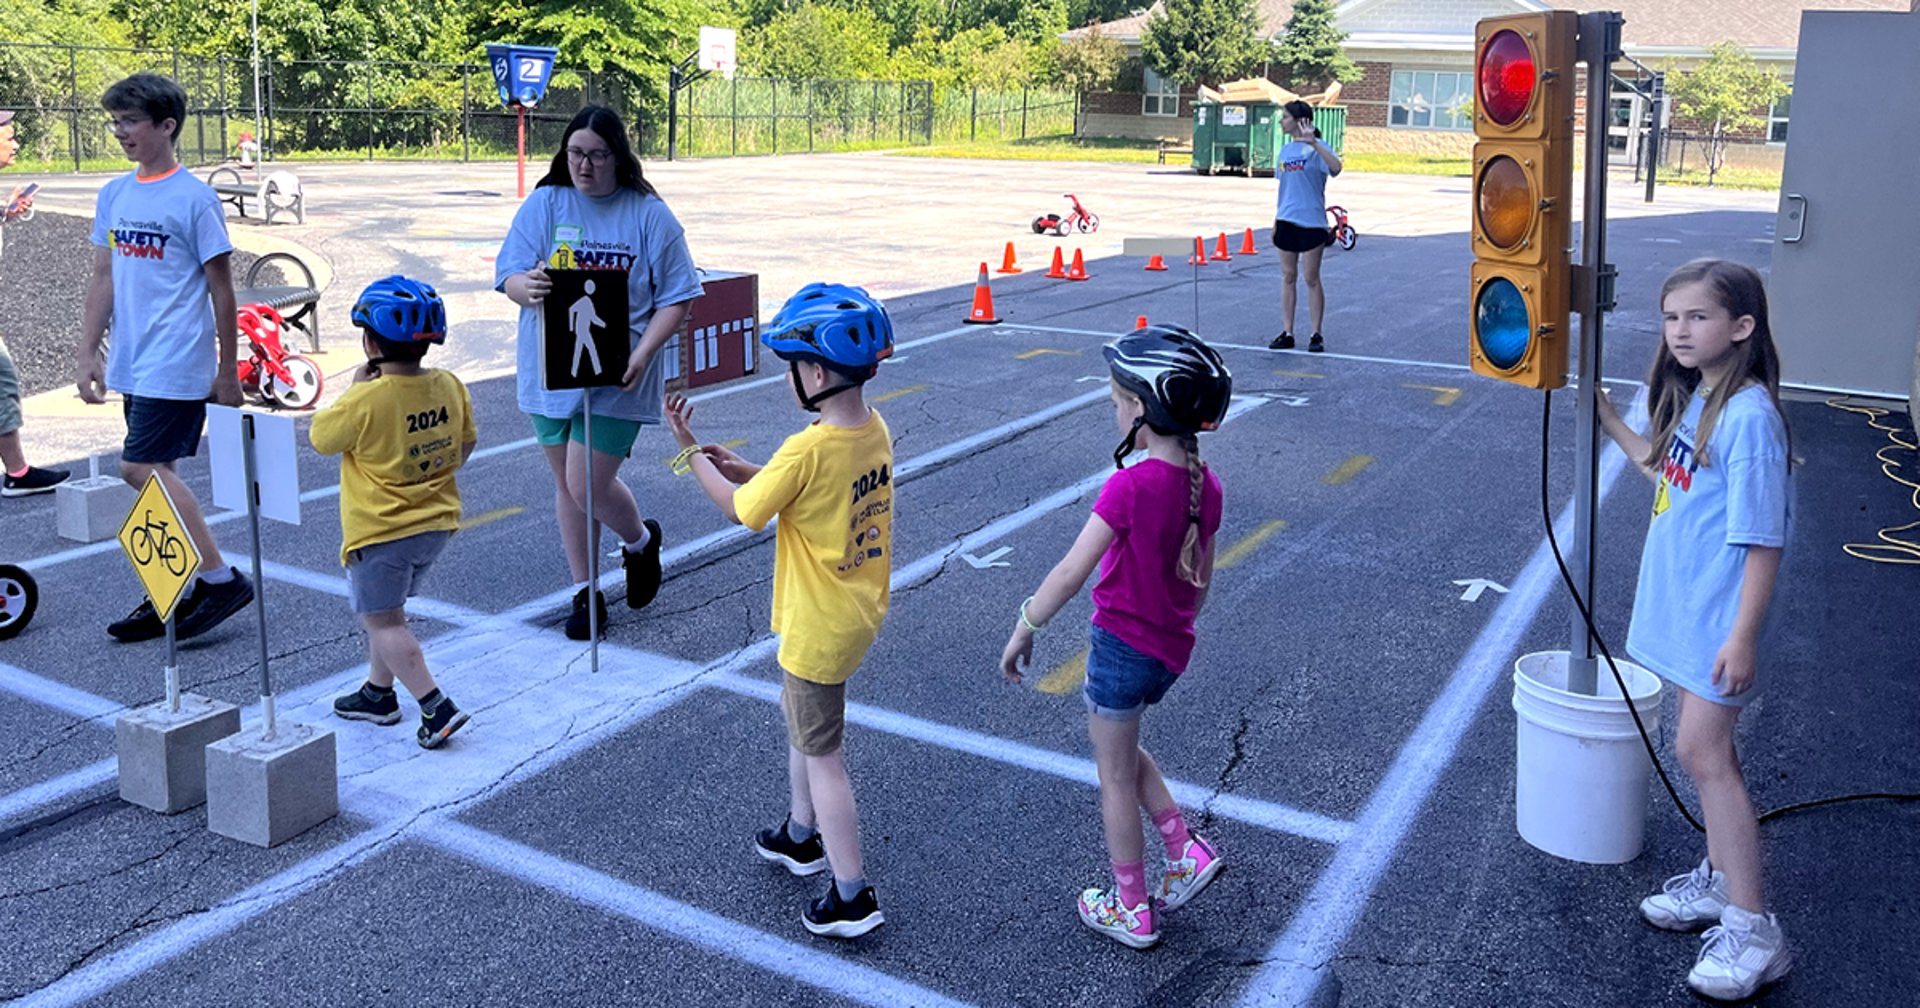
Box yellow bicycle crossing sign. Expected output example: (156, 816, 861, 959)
(117, 474, 203, 622)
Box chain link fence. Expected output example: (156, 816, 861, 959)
(1, 41, 1073, 169)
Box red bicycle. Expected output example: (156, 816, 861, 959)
(1326, 205, 1358, 251)
(1031, 193, 1100, 237)
(236, 303, 325, 409)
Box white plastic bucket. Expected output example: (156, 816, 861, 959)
(1512, 650, 1664, 864)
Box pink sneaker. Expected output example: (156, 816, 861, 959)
(1077, 886, 1159, 949)
(1157, 834, 1224, 911)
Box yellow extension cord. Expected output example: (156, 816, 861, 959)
(1825, 398, 1920, 565)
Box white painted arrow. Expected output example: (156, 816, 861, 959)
(1452, 578, 1509, 603)
(1264, 392, 1310, 407)
(1076, 375, 1107, 383)
(962, 546, 1013, 569)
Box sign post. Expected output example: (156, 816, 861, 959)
(485, 43, 559, 198)
(210, 406, 303, 737)
(543, 268, 630, 670)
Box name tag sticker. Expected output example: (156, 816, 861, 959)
(553, 224, 583, 245)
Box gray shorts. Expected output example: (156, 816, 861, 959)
(345, 530, 452, 615)
(0, 334, 20, 436)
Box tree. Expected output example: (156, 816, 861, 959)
(1666, 41, 1788, 186)
(1139, 0, 1266, 92)
(477, 0, 708, 106)
(745, 3, 892, 80)
(1055, 22, 1125, 94)
(1272, 0, 1359, 93)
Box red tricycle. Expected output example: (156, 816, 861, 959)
(236, 303, 325, 409)
(0, 563, 37, 640)
(1031, 193, 1100, 238)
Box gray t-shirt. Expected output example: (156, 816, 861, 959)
(1274, 139, 1338, 228)
(1626, 386, 1791, 705)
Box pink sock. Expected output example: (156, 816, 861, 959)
(1152, 806, 1191, 858)
(1112, 859, 1148, 910)
(5, 465, 26, 478)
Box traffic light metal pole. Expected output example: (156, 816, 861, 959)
(1566, 12, 1624, 697)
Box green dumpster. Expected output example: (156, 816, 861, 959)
(1311, 105, 1347, 156)
(1189, 101, 1218, 173)
(1211, 102, 1254, 174)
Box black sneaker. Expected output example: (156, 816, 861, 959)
(2, 465, 70, 498)
(333, 683, 402, 725)
(565, 586, 608, 640)
(107, 597, 164, 642)
(624, 518, 664, 609)
(176, 570, 254, 640)
(802, 883, 885, 938)
(417, 696, 470, 749)
(1268, 331, 1295, 351)
(755, 817, 829, 876)
(1308, 333, 1325, 353)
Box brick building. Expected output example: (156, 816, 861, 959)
(1068, 0, 1909, 170)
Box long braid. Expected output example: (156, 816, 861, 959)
(1176, 433, 1207, 587)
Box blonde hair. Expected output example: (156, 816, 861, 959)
(1642, 259, 1790, 471)
(1175, 433, 1208, 588)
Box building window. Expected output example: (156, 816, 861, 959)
(1142, 66, 1180, 117)
(1767, 90, 1790, 144)
(1389, 70, 1473, 130)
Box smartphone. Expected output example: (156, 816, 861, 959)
(6, 182, 37, 214)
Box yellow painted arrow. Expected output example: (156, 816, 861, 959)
(1403, 383, 1461, 406)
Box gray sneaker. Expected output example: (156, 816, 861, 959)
(1688, 906, 1791, 1000)
(1640, 858, 1729, 931)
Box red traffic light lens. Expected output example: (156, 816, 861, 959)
(1477, 155, 1532, 250)
(1478, 29, 1536, 126)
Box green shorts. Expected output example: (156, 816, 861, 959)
(528, 412, 644, 458)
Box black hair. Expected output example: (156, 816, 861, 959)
(535, 105, 655, 196)
(1282, 100, 1322, 139)
(102, 74, 186, 142)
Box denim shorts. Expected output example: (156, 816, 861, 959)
(121, 395, 206, 465)
(345, 530, 452, 615)
(1084, 623, 1179, 721)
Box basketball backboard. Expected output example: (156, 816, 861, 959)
(698, 26, 737, 79)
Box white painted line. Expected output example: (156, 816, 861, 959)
(0, 760, 115, 827)
(1234, 416, 1636, 1008)
(710, 670, 1351, 845)
(0, 661, 126, 722)
(428, 821, 979, 1008)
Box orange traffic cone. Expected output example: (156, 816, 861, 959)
(1045, 246, 1069, 279)
(1134, 315, 1149, 329)
(1066, 248, 1090, 281)
(1239, 227, 1259, 255)
(1144, 254, 1168, 271)
(996, 241, 1022, 274)
(965, 263, 998, 324)
(1211, 233, 1233, 261)
(1188, 236, 1209, 266)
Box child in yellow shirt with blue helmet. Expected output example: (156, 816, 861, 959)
(665, 283, 894, 938)
(312, 276, 476, 749)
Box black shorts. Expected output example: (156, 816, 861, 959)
(122, 395, 207, 465)
(1272, 219, 1332, 254)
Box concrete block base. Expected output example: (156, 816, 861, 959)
(205, 722, 338, 848)
(56, 475, 137, 543)
(116, 695, 242, 813)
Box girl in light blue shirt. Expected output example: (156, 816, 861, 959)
(1594, 259, 1793, 1001)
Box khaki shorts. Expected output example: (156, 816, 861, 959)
(781, 672, 846, 757)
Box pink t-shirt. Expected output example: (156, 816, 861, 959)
(1090, 458, 1225, 674)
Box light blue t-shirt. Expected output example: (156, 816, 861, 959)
(1626, 386, 1791, 706)
(494, 186, 703, 423)
(1274, 140, 1338, 228)
(89, 167, 233, 400)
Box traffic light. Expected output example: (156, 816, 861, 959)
(1469, 11, 1577, 389)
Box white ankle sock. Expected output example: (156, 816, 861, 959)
(623, 526, 651, 553)
(199, 566, 234, 585)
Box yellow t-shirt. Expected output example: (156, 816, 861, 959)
(734, 409, 893, 684)
(308, 369, 476, 565)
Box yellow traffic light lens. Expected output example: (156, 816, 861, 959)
(1477, 155, 1532, 250)
(1478, 29, 1536, 126)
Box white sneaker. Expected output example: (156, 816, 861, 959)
(1640, 858, 1729, 931)
(1687, 905, 1791, 1000)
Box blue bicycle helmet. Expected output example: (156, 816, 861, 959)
(352, 275, 447, 348)
(761, 283, 894, 377)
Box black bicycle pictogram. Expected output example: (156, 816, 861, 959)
(128, 510, 190, 577)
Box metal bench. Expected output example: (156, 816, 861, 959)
(206, 166, 306, 225)
(239, 252, 323, 353)
(1157, 139, 1194, 164)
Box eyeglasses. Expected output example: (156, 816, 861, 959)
(105, 115, 151, 134)
(565, 147, 613, 165)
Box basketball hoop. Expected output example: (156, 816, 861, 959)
(699, 26, 737, 80)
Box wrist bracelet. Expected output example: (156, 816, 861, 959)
(669, 444, 701, 475)
(1018, 596, 1046, 633)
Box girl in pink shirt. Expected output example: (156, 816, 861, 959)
(1000, 324, 1230, 949)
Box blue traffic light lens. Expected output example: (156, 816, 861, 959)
(1474, 277, 1532, 370)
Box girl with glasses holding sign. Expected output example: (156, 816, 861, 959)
(496, 105, 704, 639)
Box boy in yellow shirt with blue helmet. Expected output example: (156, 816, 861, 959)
(312, 276, 476, 749)
(665, 283, 894, 938)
